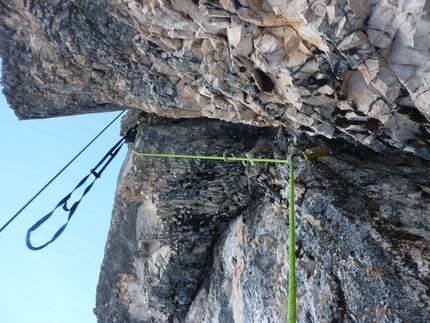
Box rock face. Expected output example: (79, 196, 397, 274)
(2, 0, 430, 159)
(95, 112, 430, 323)
(1, 0, 430, 322)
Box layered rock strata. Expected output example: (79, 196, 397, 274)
(95, 111, 430, 322)
(1, 0, 430, 159)
(1, 0, 430, 322)
(95, 112, 278, 321)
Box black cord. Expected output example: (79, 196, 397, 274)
(0, 110, 126, 234)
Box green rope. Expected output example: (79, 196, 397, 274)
(288, 161, 296, 322)
(133, 112, 288, 164)
(133, 146, 289, 163)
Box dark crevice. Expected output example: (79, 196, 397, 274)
(255, 68, 275, 92)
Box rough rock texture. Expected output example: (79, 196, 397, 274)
(96, 113, 278, 322)
(1, 0, 430, 322)
(1, 0, 430, 159)
(94, 112, 430, 323)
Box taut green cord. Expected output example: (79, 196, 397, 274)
(134, 112, 300, 166)
(132, 144, 290, 164)
(288, 161, 296, 322)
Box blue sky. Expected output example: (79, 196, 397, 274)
(0, 61, 126, 323)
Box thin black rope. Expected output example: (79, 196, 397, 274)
(0, 110, 126, 234)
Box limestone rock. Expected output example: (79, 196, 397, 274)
(1, 1, 430, 322)
(1, 0, 430, 159)
(96, 112, 430, 323)
(95, 113, 279, 322)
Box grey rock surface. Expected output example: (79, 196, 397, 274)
(1, 0, 430, 159)
(95, 111, 430, 323)
(96, 113, 278, 322)
(1, 0, 430, 322)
